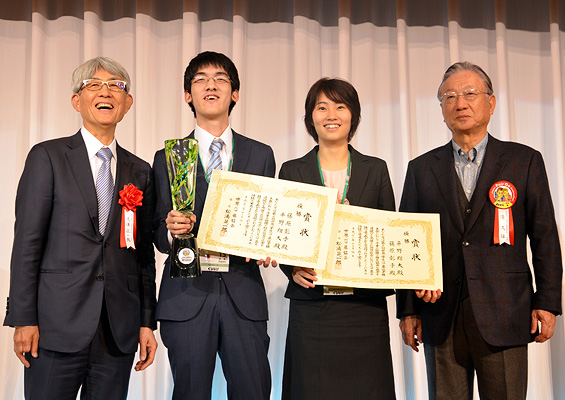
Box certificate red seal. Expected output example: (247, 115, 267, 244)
(489, 181, 517, 245)
(118, 184, 143, 249)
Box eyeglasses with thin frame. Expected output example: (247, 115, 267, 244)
(80, 79, 128, 92)
(191, 74, 231, 86)
(441, 89, 490, 104)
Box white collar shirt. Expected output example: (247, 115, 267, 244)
(80, 126, 117, 185)
(194, 124, 233, 173)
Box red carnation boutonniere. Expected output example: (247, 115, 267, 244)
(118, 184, 143, 249)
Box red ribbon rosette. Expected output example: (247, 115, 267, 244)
(489, 181, 517, 245)
(118, 184, 143, 249)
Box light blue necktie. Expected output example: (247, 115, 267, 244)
(206, 138, 224, 180)
(96, 147, 114, 236)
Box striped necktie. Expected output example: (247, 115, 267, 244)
(206, 138, 224, 180)
(96, 147, 114, 236)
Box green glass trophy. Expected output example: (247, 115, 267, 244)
(165, 138, 201, 278)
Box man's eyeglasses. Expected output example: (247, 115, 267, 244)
(441, 89, 490, 104)
(80, 79, 128, 92)
(191, 75, 231, 85)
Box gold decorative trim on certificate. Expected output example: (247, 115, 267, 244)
(198, 170, 337, 269)
(316, 204, 443, 290)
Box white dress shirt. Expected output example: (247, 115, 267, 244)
(194, 124, 233, 174)
(80, 126, 117, 185)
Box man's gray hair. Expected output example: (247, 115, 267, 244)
(71, 56, 131, 93)
(437, 61, 493, 101)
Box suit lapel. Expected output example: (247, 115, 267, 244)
(187, 131, 210, 206)
(297, 147, 323, 186)
(231, 131, 251, 173)
(105, 143, 133, 238)
(346, 146, 370, 206)
(465, 135, 505, 232)
(66, 132, 100, 234)
(431, 142, 465, 234)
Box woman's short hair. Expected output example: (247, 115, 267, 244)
(304, 78, 361, 143)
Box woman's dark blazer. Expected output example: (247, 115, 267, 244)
(278, 144, 396, 300)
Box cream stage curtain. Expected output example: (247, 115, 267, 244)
(1, 0, 564, 399)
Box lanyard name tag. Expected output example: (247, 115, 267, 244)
(199, 249, 230, 272)
(323, 286, 354, 296)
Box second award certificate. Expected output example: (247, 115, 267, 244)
(316, 204, 443, 290)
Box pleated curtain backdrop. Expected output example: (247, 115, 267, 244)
(1, 0, 564, 399)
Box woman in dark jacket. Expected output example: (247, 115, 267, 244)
(279, 78, 396, 400)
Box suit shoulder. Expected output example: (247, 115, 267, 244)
(280, 155, 308, 170)
(407, 144, 448, 167)
(118, 146, 151, 169)
(494, 137, 540, 156)
(280, 148, 316, 172)
(237, 133, 273, 153)
(279, 159, 301, 178)
(23, 135, 81, 165)
(152, 147, 166, 165)
(350, 147, 388, 168)
(30, 135, 75, 152)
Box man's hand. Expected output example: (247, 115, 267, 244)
(243, 257, 278, 268)
(415, 289, 442, 303)
(135, 327, 158, 371)
(292, 267, 317, 289)
(14, 325, 39, 367)
(400, 315, 422, 352)
(255, 257, 278, 268)
(531, 309, 556, 343)
(166, 210, 196, 238)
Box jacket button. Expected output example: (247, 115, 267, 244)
(466, 208, 471, 214)
(96, 274, 104, 281)
(462, 241, 470, 247)
(455, 278, 462, 284)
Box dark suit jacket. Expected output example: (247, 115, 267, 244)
(153, 130, 276, 322)
(4, 131, 156, 354)
(396, 134, 562, 347)
(278, 145, 396, 300)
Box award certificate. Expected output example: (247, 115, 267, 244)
(198, 170, 337, 269)
(316, 204, 443, 290)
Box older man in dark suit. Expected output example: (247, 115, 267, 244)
(4, 57, 157, 400)
(152, 51, 275, 400)
(396, 62, 562, 399)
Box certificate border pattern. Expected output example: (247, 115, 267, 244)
(203, 178, 331, 266)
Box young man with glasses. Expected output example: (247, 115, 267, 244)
(4, 56, 157, 399)
(152, 51, 276, 400)
(396, 61, 562, 399)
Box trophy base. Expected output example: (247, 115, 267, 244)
(170, 233, 201, 278)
